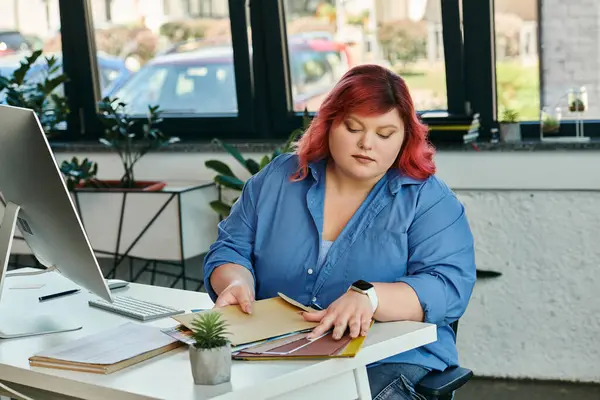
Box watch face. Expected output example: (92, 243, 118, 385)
(353, 280, 373, 291)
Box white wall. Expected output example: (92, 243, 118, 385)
(457, 190, 600, 383)
(52, 149, 600, 383)
(54, 149, 600, 191)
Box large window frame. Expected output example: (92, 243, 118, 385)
(59, 0, 256, 141)
(257, 0, 477, 142)
(492, 0, 600, 140)
(50, 0, 513, 146)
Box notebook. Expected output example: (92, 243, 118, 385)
(172, 292, 320, 346)
(29, 322, 183, 374)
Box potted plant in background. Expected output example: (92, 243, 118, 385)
(498, 108, 521, 143)
(60, 96, 180, 191)
(541, 107, 561, 136)
(58, 98, 217, 284)
(189, 312, 231, 385)
(205, 109, 310, 218)
(0, 49, 69, 135)
(0, 50, 70, 262)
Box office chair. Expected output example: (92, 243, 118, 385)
(414, 320, 473, 400)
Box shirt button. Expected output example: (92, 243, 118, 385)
(307, 268, 313, 275)
(312, 297, 317, 302)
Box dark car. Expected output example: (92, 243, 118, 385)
(0, 52, 131, 99)
(107, 37, 352, 115)
(0, 31, 32, 57)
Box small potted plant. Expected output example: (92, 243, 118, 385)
(499, 108, 521, 142)
(568, 87, 587, 113)
(60, 97, 180, 191)
(541, 108, 561, 134)
(189, 312, 232, 385)
(569, 98, 585, 112)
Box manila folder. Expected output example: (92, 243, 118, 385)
(172, 294, 318, 346)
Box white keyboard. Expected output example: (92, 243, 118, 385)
(89, 296, 185, 321)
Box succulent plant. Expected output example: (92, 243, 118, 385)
(190, 312, 230, 350)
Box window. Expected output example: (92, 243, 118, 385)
(493, 0, 600, 140)
(282, 0, 447, 112)
(83, 0, 253, 139)
(494, 0, 540, 122)
(11, 1, 475, 143)
(538, 0, 600, 122)
(90, 0, 239, 116)
(0, 1, 60, 74)
(0, 0, 65, 130)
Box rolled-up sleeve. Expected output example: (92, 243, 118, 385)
(202, 176, 258, 301)
(396, 178, 477, 326)
(202, 154, 290, 301)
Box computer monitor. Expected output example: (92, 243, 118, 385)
(0, 104, 112, 338)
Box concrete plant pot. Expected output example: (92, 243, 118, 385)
(189, 343, 232, 385)
(499, 122, 521, 142)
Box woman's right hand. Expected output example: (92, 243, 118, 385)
(214, 280, 254, 314)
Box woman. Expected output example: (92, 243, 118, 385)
(203, 64, 476, 400)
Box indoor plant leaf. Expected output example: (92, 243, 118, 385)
(259, 155, 271, 170)
(245, 159, 260, 175)
(212, 139, 248, 172)
(214, 175, 245, 191)
(209, 200, 232, 218)
(205, 160, 236, 178)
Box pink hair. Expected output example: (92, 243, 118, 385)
(291, 64, 436, 181)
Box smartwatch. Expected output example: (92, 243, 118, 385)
(350, 280, 379, 312)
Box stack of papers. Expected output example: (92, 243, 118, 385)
(170, 293, 370, 360)
(29, 322, 183, 374)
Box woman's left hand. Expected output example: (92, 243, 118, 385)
(302, 290, 374, 340)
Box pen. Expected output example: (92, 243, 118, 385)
(39, 289, 80, 302)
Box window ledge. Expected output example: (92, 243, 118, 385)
(49, 138, 600, 154)
(437, 139, 600, 152)
(49, 140, 286, 154)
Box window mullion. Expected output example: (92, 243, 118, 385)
(462, 0, 496, 139)
(441, 0, 467, 115)
(58, 0, 102, 139)
(230, 0, 254, 128)
(256, 0, 293, 138)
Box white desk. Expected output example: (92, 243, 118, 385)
(0, 270, 436, 400)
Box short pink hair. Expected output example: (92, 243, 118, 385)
(292, 64, 436, 181)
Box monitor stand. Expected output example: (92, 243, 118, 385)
(0, 201, 82, 339)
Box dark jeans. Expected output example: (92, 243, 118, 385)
(367, 363, 430, 400)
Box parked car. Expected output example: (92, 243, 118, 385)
(288, 37, 352, 111)
(0, 52, 131, 99)
(0, 30, 32, 57)
(107, 37, 352, 115)
(94, 52, 134, 95)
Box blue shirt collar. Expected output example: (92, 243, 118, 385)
(308, 157, 423, 194)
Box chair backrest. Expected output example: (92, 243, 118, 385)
(450, 320, 459, 336)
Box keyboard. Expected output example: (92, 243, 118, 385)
(88, 295, 185, 321)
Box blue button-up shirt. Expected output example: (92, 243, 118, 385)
(203, 153, 476, 371)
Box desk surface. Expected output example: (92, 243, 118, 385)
(0, 270, 436, 400)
